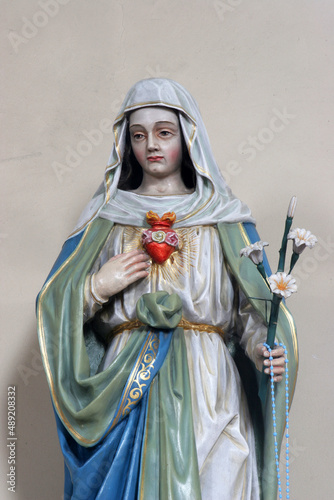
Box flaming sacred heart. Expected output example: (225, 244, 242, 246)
(141, 211, 179, 264)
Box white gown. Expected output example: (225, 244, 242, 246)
(85, 223, 266, 500)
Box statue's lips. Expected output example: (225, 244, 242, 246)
(147, 156, 164, 161)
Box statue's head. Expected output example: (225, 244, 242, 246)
(118, 105, 196, 191)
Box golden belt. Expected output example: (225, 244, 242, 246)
(106, 318, 225, 344)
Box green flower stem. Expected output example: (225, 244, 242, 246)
(266, 294, 282, 347)
(256, 262, 267, 280)
(258, 293, 282, 403)
(256, 263, 270, 287)
(289, 252, 300, 274)
(277, 216, 293, 273)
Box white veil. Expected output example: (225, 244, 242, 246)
(69, 78, 254, 238)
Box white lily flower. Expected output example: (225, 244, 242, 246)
(287, 228, 317, 254)
(240, 241, 269, 265)
(268, 272, 297, 298)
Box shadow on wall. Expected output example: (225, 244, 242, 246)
(4, 317, 63, 500)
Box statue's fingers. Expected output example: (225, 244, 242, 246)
(122, 251, 150, 268)
(125, 268, 150, 285)
(264, 365, 285, 375)
(126, 261, 151, 276)
(271, 346, 285, 358)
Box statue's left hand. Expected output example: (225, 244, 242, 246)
(255, 344, 285, 382)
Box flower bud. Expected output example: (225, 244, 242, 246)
(287, 196, 297, 218)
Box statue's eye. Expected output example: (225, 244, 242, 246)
(133, 133, 145, 140)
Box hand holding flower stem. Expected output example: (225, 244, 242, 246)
(240, 196, 316, 403)
(259, 198, 297, 401)
(240, 197, 297, 402)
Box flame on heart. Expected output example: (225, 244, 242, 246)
(146, 211, 176, 228)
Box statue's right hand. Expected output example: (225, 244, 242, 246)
(93, 249, 150, 301)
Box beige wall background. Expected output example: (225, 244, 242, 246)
(1, 0, 333, 498)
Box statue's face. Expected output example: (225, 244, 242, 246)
(129, 107, 183, 180)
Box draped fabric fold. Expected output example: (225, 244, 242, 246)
(59, 395, 147, 500)
(38, 218, 176, 444)
(139, 328, 202, 500)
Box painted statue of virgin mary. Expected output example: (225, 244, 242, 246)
(37, 78, 297, 500)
